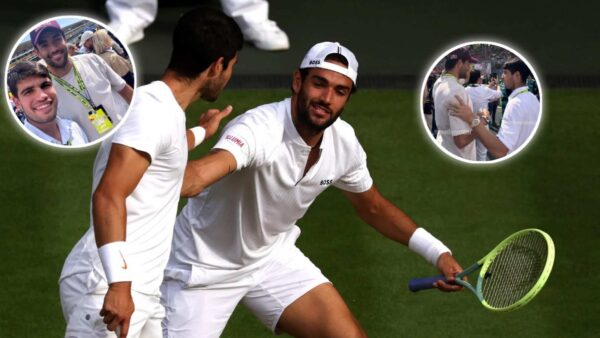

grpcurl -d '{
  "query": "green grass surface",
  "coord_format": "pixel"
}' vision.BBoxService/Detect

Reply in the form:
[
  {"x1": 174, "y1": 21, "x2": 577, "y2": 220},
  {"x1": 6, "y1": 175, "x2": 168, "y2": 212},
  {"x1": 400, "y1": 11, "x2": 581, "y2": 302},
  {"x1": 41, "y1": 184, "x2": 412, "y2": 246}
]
[{"x1": 0, "y1": 89, "x2": 598, "y2": 337}]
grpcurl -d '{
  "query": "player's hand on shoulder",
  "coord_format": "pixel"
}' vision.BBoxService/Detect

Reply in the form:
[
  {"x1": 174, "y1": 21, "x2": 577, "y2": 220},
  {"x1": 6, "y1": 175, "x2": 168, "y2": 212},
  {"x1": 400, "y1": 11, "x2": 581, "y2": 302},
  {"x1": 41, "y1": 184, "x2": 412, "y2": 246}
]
[
  {"x1": 100, "y1": 281, "x2": 134, "y2": 337},
  {"x1": 198, "y1": 105, "x2": 233, "y2": 139},
  {"x1": 434, "y1": 252, "x2": 464, "y2": 292},
  {"x1": 448, "y1": 95, "x2": 474, "y2": 123}
]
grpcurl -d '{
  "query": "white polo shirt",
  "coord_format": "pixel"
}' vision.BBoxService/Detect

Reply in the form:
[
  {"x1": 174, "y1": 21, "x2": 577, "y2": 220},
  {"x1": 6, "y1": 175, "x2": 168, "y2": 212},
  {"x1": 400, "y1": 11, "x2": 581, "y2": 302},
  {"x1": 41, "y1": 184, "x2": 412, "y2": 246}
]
[
  {"x1": 433, "y1": 74, "x2": 476, "y2": 160},
  {"x1": 465, "y1": 85, "x2": 502, "y2": 114},
  {"x1": 53, "y1": 54, "x2": 129, "y2": 142},
  {"x1": 60, "y1": 81, "x2": 188, "y2": 296},
  {"x1": 497, "y1": 86, "x2": 540, "y2": 153},
  {"x1": 24, "y1": 116, "x2": 88, "y2": 145},
  {"x1": 165, "y1": 97, "x2": 373, "y2": 286}
]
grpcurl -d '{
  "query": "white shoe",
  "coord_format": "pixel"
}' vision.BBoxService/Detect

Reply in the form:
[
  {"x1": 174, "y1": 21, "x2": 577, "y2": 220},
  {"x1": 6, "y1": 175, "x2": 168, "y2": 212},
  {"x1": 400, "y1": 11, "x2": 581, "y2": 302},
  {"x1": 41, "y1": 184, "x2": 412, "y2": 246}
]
[
  {"x1": 109, "y1": 22, "x2": 144, "y2": 45},
  {"x1": 242, "y1": 20, "x2": 289, "y2": 51}
]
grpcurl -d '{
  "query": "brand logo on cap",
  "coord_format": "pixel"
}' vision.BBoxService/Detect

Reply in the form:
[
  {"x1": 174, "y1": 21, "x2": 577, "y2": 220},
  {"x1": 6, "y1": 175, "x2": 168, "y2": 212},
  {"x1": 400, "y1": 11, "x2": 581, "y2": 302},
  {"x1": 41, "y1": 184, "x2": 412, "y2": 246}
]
[{"x1": 309, "y1": 60, "x2": 320, "y2": 65}]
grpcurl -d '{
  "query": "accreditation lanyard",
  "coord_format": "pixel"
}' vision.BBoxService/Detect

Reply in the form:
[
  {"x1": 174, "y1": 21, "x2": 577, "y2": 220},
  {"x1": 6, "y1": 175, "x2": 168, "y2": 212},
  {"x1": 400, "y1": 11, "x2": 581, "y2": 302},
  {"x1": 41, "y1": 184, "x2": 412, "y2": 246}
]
[
  {"x1": 443, "y1": 73, "x2": 466, "y2": 88},
  {"x1": 51, "y1": 63, "x2": 96, "y2": 112},
  {"x1": 443, "y1": 73, "x2": 459, "y2": 83},
  {"x1": 510, "y1": 88, "x2": 529, "y2": 100}
]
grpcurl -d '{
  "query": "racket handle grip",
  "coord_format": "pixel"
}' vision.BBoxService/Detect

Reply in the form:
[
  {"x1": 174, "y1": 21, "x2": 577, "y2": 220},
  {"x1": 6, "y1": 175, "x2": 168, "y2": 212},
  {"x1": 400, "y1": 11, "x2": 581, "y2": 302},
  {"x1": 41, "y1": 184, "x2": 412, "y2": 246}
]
[{"x1": 408, "y1": 275, "x2": 446, "y2": 292}]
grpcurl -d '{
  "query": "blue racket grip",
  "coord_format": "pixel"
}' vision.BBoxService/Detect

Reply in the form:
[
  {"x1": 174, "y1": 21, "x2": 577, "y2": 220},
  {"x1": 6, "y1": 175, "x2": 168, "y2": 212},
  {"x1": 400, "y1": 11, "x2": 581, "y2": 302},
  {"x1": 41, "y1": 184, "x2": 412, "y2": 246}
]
[{"x1": 408, "y1": 275, "x2": 446, "y2": 292}]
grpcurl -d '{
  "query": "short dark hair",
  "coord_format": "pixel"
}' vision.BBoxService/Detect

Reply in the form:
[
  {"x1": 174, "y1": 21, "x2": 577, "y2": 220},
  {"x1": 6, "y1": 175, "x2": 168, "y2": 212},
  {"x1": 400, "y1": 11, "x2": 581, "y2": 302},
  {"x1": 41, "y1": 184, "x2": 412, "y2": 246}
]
[
  {"x1": 167, "y1": 7, "x2": 243, "y2": 80},
  {"x1": 444, "y1": 56, "x2": 471, "y2": 71},
  {"x1": 299, "y1": 53, "x2": 357, "y2": 93},
  {"x1": 503, "y1": 58, "x2": 531, "y2": 83},
  {"x1": 444, "y1": 58, "x2": 458, "y2": 71},
  {"x1": 444, "y1": 48, "x2": 475, "y2": 71},
  {"x1": 468, "y1": 69, "x2": 481, "y2": 85},
  {"x1": 7, "y1": 61, "x2": 51, "y2": 97}
]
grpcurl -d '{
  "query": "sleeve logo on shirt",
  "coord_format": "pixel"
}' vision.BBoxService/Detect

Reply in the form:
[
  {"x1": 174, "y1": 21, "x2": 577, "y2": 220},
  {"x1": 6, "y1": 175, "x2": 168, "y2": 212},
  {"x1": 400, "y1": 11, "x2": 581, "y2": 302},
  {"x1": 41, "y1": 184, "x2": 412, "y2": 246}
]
[{"x1": 225, "y1": 135, "x2": 245, "y2": 147}]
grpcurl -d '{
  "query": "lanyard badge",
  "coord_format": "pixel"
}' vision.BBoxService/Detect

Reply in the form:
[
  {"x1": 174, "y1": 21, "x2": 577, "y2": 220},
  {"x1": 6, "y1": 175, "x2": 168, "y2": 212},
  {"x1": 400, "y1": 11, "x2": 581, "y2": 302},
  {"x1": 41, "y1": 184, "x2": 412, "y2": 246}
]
[{"x1": 88, "y1": 104, "x2": 113, "y2": 135}]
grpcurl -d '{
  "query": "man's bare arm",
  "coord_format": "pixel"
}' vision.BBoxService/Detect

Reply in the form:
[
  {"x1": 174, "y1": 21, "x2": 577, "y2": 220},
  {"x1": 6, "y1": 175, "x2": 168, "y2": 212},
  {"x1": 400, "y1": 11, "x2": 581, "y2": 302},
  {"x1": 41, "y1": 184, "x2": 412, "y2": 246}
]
[
  {"x1": 181, "y1": 149, "x2": 237, "y2": 197},
  {"x1": 341, "y1": 186, "x2": 417, "y2": 244},
  {"x1": 92, "y1": 143, "x2": 150, "y2": 337},
  {"x1": 453, "y1": 133, "x2": 476, "y2": 149},
  {"x1": 448, "y1": 95, "x2": 509, "y2": 158},
  {"x1": 118, "y1": 84, "x2": 134, "y2": 104},
  {"x1": 93, "y1": 144, "x2": 149, "y2": 246},
  {"x1": 342, "y1": 186, "x2": 463, "y2": 291}
]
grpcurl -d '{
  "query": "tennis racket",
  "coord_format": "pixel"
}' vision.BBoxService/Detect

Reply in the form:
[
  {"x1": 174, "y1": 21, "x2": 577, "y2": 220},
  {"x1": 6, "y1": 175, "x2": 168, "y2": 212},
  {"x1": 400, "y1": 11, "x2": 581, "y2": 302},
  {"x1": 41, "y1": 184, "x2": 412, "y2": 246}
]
[{"x1": 408, "y1": 228, "x2": 555, "y2": 311}]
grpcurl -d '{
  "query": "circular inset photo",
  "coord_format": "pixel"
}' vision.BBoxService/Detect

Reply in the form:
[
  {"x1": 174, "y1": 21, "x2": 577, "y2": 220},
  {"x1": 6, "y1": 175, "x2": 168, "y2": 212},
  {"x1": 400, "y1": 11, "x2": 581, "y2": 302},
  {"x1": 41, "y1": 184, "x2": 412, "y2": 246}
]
[
  {"x1": 5, "y1": 15, "x2": 137, "y2": 148},
  {"x1": 421, "y1": 41, "x2": 542, "y2": 163}
]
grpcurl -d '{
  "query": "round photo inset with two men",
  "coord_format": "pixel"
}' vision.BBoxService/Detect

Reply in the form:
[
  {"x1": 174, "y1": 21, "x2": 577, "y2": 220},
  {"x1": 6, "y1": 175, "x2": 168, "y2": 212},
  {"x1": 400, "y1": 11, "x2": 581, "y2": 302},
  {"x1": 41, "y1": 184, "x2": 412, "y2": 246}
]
[
  {"x1": 421, "y1": 41, "x2": 542, "y2": 164},
  {"x1": 5, "y1": 15, "x2": 137, "y2": 148}
]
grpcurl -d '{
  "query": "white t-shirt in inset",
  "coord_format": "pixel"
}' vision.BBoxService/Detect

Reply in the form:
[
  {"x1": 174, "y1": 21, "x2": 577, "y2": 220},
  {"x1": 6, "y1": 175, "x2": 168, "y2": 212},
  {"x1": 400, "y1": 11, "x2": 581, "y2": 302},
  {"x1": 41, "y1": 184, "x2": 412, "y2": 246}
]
[
  {"x1": 497, "y1": 86, "x2": 540, "y2": 153},
  {"x1": 433, "y1": 74, "x2": 476, "y2": 160},
  {"x1": 465, "y1": 85, "x2": 502, "y2": 114},
  {"x1": 165, "y1": 98, "x2": 373, "y2": 286},
  {"x1": 53, "y1": 54, "x2": 129, "y2": 141},
  {"x1": 60, "y1": 81, "x2": 187, "y2": 295}
]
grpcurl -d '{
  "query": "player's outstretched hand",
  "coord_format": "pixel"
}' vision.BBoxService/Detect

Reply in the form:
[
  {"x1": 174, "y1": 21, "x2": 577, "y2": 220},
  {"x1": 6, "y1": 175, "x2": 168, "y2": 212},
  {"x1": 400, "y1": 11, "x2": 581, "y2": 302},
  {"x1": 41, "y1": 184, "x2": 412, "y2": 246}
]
[
  {"x1": 197, "y1": 105, "x2": 234, "y2": 140},
  {"x1": 448, "y1": 95, "x2": 475, "y2": 123},
  {"x1": 434, "y1": 252, "x2": 464, "y2": 292},
  {"x1": 100, "y1": 281, "x2": 134, "y2": 338}
]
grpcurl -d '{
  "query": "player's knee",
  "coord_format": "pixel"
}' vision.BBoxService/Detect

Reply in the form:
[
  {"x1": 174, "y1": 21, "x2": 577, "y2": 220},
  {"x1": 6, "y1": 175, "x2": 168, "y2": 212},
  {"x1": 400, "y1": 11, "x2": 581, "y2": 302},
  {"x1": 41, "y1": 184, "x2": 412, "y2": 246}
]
[
  {"x1": 344, "y1": 326, "x2": 368, "y2": 338},
  {"x1": 327, "y1": 321, "x2": 367, "y2": 338}
]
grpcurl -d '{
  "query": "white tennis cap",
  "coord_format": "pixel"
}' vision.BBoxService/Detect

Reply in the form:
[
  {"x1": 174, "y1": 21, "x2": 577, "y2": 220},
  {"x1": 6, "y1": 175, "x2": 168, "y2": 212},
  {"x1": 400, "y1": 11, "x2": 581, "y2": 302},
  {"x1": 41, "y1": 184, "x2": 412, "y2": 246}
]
[
  {"x1": 80, "y1": 30, "x2": 94, "y2": 44},
  {"x1": 299, "y1": 41, "x2": 358, "y2": 85}
]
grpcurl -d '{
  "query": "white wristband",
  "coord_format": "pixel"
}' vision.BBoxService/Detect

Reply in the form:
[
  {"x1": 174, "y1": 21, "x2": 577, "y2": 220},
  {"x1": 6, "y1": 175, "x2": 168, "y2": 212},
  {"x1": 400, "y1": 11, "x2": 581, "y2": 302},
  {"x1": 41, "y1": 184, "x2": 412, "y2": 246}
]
[
  {"x1": 408, "y1": 228, "x2": 451, "y2": 266},
  {"x1": 98, "y1": 241, "x2": 132, "y2": 284},
  {"x1": 190, "y1": 126, "x2": 206, "y2": 148}
]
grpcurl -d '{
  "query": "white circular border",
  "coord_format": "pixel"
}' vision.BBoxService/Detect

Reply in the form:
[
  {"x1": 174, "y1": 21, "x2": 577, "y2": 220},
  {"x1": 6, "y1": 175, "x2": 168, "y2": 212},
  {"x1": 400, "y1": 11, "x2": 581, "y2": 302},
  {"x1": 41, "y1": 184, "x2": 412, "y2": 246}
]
[
  {"x1": 4, "y1": 14, "x2": 138, "y2": 150},
  {"x1": 418, "y1": 40, "x2": 544, "y2": 165}
]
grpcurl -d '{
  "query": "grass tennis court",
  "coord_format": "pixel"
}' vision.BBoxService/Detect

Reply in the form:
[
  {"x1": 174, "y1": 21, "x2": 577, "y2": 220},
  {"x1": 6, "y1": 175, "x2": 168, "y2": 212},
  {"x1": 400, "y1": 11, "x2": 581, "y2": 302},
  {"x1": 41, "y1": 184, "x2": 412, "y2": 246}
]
[{"x1": 0, "y1": 89, "x2": 598, "y2": 337}]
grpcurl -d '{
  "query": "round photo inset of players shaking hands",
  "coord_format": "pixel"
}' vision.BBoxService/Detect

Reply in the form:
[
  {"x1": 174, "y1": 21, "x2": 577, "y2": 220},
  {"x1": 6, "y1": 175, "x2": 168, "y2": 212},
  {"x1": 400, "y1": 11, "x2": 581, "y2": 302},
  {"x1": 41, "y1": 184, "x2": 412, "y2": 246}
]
[
  {"x1": 4, "y1": 4, "x2": 550, "y2": 338},
  {"x1": 421, "y1": 42, "x2": 542, "y2": 164}
]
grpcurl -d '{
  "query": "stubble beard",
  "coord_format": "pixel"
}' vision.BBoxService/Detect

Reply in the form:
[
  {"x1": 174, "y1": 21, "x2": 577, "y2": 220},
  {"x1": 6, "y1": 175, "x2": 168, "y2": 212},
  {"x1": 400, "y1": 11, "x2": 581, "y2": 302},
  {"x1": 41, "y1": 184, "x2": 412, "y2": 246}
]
[
  {"x1": 296, "y1": 91, "x2": 342, "y2": 132},
  {"x1": 45, "y1": 47, "x2": 69, "y2": 70}
]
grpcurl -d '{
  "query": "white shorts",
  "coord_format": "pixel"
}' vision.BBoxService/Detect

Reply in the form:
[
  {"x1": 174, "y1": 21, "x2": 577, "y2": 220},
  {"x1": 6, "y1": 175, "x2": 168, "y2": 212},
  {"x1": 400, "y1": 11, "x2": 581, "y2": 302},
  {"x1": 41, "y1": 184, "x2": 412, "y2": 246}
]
[
  {"x1": 60, "y1": 272, "x2": 164, "y2": 338},
  {"x1": 160, "y1": 245, "x2": 330, "y2": 338}
]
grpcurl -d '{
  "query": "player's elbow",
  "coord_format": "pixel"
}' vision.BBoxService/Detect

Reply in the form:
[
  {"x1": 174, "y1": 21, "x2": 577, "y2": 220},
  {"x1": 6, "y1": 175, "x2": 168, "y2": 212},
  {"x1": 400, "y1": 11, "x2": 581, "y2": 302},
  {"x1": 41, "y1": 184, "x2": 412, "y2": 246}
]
[
  {"x1": 92, "y1": 186, "x2": 120, "y2": 214},
  {"x1": 92, "y1": 187, "x2": 107, "y2": 209},
  {"x1": 355, "y1": 198, "x2": 384, "y2": 223},
  {"x1": 180, "y1": 184, "x2": 203, "y2": 198},
  {"x1": 486, "y1": 139, "x2": 510, "y2": 159},
  {"x1": 491, "y1": 147, "x2": 509, "y2": 159},
  {"x1": 453, "y1": 135, "x2": 471, "y2": 149},
  {"x1": 180, "y1": 168, "x2": 208, "y2": 198}
]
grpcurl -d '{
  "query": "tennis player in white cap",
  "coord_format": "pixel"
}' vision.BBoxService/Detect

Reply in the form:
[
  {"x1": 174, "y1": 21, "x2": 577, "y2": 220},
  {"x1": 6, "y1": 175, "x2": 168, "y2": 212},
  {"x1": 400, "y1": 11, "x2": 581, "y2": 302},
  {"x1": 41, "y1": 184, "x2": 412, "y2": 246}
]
[{"x1": 161, "y1": 41, "x2": 463, "y2": 337}]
